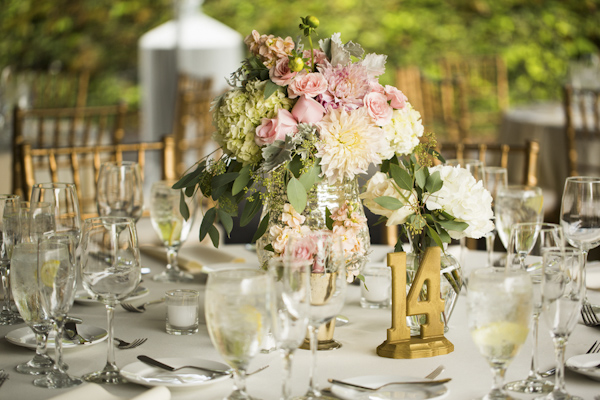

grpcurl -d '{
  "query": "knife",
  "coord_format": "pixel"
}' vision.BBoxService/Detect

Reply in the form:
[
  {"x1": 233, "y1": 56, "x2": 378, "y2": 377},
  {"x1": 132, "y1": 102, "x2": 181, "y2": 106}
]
[{"x1": 328, "y1": 377, "x2": 451, "y2": 391}]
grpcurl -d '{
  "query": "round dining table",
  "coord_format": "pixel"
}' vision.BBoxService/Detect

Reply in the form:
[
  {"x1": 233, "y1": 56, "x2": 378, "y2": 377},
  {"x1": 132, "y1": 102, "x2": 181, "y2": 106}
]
[{"x1": 1, "y1": 227, "x2": 599, "y2": 400}]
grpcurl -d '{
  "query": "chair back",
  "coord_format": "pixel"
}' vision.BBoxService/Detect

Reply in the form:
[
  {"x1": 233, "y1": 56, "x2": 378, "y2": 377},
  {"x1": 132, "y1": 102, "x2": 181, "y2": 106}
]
[
  {"x1": 19, "y1": 136, "x2": 176, "y2": 219},
  {"x1": 172, "y1": 74, "x2": 215, "y2": 176},
  {"x1": 563, "y1": 84, "x2": 600, "y2": 176},
  {"x1": 11, "y1": 103, "x2": 129, "y2": 197}
]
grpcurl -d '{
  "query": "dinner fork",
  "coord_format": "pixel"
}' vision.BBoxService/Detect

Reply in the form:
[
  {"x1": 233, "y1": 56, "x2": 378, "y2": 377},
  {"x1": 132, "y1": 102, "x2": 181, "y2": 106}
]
[
  {"x1": 581, "y1": 303, "x2": 600, "y2": 326},
  {"x1": 114, "y1": 337, "x2": 147, "y2": 349},
  {"x1": 328, "y1": 378, "x2": 451, "y2": 391},
  {"x1": 0, "y1": 370, "x2": 8, "y2": 387},
  {"x1": 120, "y1": 298, "x2": 165, "y2": 313},
  {"x1": 424, "y1": 365, "x2": 445, "y2": 380}
]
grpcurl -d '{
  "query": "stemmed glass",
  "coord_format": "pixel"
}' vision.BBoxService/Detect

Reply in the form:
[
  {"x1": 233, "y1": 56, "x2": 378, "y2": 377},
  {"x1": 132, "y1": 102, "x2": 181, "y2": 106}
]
[
  {"x1": 292, "y1": 231, "x2": 346, "y2": 400},
  {"x1": 0, "y1": 194, "x2": 21, "y2": 325},
  {"x1": 495, "y1": 185, "x2": 544, "y2": 253},
  {"x1": 149, "y1": 181, "x2": 197, "y2": 282},
  {"x1": 504, "y1": 223, "x2": 563, "y2": 394},
  {"x1": 97, "y1": 161, "x2": 144, "y2": 222},
  {"x1": 205, "y1": 268, "x2": 271, "y2": 400},
  {"x1": 483, "y1": 167, "x2": 507, "y2": 267},
  {"x1": 33, "y1": 235, "x2": 83, "y2": 388},
  {"x1": 559, "y1": 176, "x2": 600, "y2": 309},
  {"x1": 80, "y1": 217, "x2": 141, "y2": 384},
  {"x1": 467, "y1": 268, "x2": 533, "y2": 400},
  {"x1": 268, "y1": 252, "x2": 311, "y2": 400},
  {"x1": 540, "y1": 248, "x2": 585, "y2": 400}
]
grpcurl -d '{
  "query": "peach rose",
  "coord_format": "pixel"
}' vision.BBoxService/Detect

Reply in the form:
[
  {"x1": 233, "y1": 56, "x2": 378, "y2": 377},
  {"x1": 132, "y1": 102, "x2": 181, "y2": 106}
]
[
  {"x1": 364, "y1": 92, "x2": 393, "y2": 126},
  {"x1": 291, "y1": 95, "x2": 326, "y2": 123},
  {"x1": 288, "y1": 72, "x2": 328, "y2": 99},
  {"x1": 384, "y1": 85, "x2": 408, "y2": 109},
  {"x1": 269, "y1": 57, "x2": 297, "y2": 86}
]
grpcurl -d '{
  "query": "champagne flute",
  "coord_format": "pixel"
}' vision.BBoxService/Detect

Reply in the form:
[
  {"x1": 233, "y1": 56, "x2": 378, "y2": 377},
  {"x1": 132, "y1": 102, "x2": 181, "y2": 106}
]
[
  {"x1": 268, "y1": 253, "x2": 311, "y2": 400},
  {"x1": 540, "y1": 248, "x2": 585, "y2": 400},
  {"x1": 149, "y1": 181, "x2": 197, "y2": 282},
  {"x1": 293, "y1": 231, "x2": 346, "y2": 400},
  {"x1": 495, "y1": 185, "x2": 544, "y2": 253},
  {"x1": 205, "y1": 268, "x2": 271, "y2": 400},
  {"x1": 0, "y1": 194, "x2": 21, "y2": 325},
  {"x1": 33, "y1": 235, "x2": 83, "y2": 388},
  {"x1": 483, "y1": 167, "x2": 507, "y2": 267},
  {"x1": 467, "y1": 268, "x2": 533, "y2": 400},
  {"x1": 80, "y1": 217, "x2": 141, "y2": 384},
  {"x1": 504, "y1": 223, "x2": 563, "y2": 394},
  {"x1": 97, "y1": 161, "x2": 144, "y2": 222},
  {"x1": 560, "y1": 176, "x2": 600, "y2": 309}
]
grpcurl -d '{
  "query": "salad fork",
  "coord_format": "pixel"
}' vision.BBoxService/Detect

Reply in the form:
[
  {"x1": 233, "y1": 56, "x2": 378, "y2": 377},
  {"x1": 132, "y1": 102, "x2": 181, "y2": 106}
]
[
  {"x1": 581, "y1": 303, "x2": 600, "y2": 326},
  {"x1": 120, "y1": 298, "x2": 165, "y2": 313},
  {"x1": 114, "y1": 337, "x2": 147, "y2": 349}
]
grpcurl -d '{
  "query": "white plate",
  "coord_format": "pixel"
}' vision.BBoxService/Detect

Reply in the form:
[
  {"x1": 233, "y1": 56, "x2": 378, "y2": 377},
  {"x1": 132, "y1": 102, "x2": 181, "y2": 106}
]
[
  {"x1": 5, "y1": 325, "x2": 108, "y2": 349},
  {"x1": 331, "y1": 375, "x2": 449, "y2": 400},
  {"x1": 566, "y1": 353, "x2": 600, "y2": 381},
  {"x1": 120, "y1": 357, "x2": 231, "y2": 388},
  {"x1": 74, "y1": 286, "x2": 149, "y2": 304}
]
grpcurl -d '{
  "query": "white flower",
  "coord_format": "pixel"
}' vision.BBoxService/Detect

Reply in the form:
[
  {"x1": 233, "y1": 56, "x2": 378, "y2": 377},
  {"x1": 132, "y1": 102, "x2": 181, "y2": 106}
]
[
  {"x1": 316, "y1": 108, "x2": 386, "y2": 184},
  {"x1": 425, "y1": 165, "x2": 494, "y2": 239},
  {"x1": 380, "y1": 103, "x2": 424, "y2": 160},
  {"x1": 360, "y1": 172, "x2": 417, "y2": 225},
  {"x1": 281, "y1": 203, "x2": 305, "y2": 228}
]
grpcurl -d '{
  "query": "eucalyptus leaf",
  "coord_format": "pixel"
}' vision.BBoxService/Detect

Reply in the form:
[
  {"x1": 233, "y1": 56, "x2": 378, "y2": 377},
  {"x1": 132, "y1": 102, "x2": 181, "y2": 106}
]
[
  {"x1": 240, "y1": 193, "x2": 262, "y2": 227},
  {"x1": 389, "y1": 163, "x2": 413, "y2": 191},
  {"x1": 264, "y1": 80, "x2": 281, "y2": 99},
  {"x1": 425, "y1": 171, "x2": 443, "y2": 193},
  {"x1": 437, "y1": 219, "x2": 468, "y2": 232},
  {"x1": 287, "y1": 177, "x2": 307, "y2": 213},
  {"x1": 415, "y1": 166, "x2": 428, "y2": 190},
  {"x1": 288, "y1": 155, "x2": 302, "y2": 178},
  {"x1": 212, "y1": 172, "x2": 238, "y2": 188},
  {"x1": 325, "y1": 207, "x2": 333, "y2": 230},
  {"x1": 373, "y1": 196, "x2": 403, "y2": 210},
  {"x1": 200, "y1": 207, "x2": 217, "y2": 241},
  {"x1": 217, "y1": 208, "x2": 234, "y2": 236},
  {"x1": 427, "y1": 225, "x2": 444, "y2": 248},
  {"x1": 232, "y1": 166, "x2": 251, "y2": 195},
  {"x1": 298, "y1": 164, "x2": 319, "y2": 191},
  {"x1": 208, "y1": 225, "x2": 220, "y2": 248},
  {"x1": 252, "y1": 212, "x2": 270, "y2": 243},
  {"x1": 179, "y1": 193, "x2": 190, "y2": 220}
]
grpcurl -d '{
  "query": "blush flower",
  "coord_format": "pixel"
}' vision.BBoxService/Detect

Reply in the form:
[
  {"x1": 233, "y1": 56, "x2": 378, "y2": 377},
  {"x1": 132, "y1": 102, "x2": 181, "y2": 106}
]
[
  {"x1": 291, "y1": 95, "x2": 326, "y2": 123},
  {"x1": 269, "y1": 57, "x2": 297, "y2": 86},
  {"x1": 288, "y1": 72, "x2": 328, "y2": 99},
  {"x1": 384, "y1": 85, "x2": 408, "y2": 109},
  {"x1": 281, "y1": 203, "x2": 305, "y2": 228},
  {"x1": 364, "y1": 92, "x2": 393, "y2": 126},
  {"x1": 318, "y1": 63, "x2": 370, "y2": 110}
]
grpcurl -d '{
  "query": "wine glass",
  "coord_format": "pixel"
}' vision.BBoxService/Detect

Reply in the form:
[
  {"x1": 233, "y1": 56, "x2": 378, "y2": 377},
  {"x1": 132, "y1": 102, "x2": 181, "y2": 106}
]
[
  {"x1": 560, "y1": 176, "x2": 600, "y2": 309},
  {"x1": 0, "y1": 194, "x2": 21, "y2": 325},
  {"x1": 149, "y1": 181, "x2": 197, "y2": 282},
  {"x1": 467, "y1": 268, "x2": 533, "y2": 400},
  {"x1": 80, "y1": 216, "x2": 141, "y2": 384},
  {"x1": 205, "y1": 268, "x2": 271, "y2": 400},
  {"x1": 33, "y1": 235, "x2": 83, "y2": 388},
  {"x1": 292, "y1": 231, "x2": 346, "y2": 400},
  {"x1": 504, "y1": 223, "x2": 563, "y2": 394},
  {"x1": 483, "y1": 167, "x2": 507, "y2": 267},
  {"x1": 444, "y1": 159, "x2": 484, "y2": 263},
  {"x1": 540, "y1": 247, "x2": 585, "y2": 400},
  {"x1": 97, "y1": 161, "x2": 144, "y2": 222},
  {"x1": 495, "y1": 185, "x2": 544, "y2": 253},
  {"x1": 11, "y1": 242, "x2": 55, "y2": 374},
  {"x1": 268, "y1": 253, "x2": 311, "y2": 400}
]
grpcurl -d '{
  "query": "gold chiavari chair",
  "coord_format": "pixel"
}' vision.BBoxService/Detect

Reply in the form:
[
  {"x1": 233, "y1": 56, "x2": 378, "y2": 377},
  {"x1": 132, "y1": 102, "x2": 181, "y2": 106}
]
[
  {"x1": 563, "y1": 84, "x2": 600, "y2": 177},
  {"x1": 19, "y1": 136, "x2": 176, "y2": 219},
  {"x1": 172, "y1": 74, "x2": 215, "y2": 176},
  {"x1": 11, "y1": 103, "x2": 129, "y2": 198}
]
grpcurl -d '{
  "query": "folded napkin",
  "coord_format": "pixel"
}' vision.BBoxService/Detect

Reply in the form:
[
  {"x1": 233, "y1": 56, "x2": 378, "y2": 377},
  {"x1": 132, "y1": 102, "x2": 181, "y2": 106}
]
[
  {"x1": 586, "y1": 262, "x2": 600, "y2": 290},
  {"x1": 49, "y1": 383, "x2": 170, "y2": 400},
  {"x1": 140, "y1": 245, "x2": 245, "y2": 274}
]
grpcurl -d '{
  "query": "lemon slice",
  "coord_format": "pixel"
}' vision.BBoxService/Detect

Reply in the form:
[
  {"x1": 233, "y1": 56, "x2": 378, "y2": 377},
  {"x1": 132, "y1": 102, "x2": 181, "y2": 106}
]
[
  {"x1": 240, "y1": 304, "x2": 262, "y2": 332},
  {"x1": 472, "y1": 321, "x2": 529, "y2": 347},
  {"x1": 169, "y1": 220, "x2": 182, "y2": 246},
  {"x1": 40, "y1": 260, "x2": 61, "y2": 287},
  {"x1": 525, "y1": 194, "x2": 543, "y2": 214}
]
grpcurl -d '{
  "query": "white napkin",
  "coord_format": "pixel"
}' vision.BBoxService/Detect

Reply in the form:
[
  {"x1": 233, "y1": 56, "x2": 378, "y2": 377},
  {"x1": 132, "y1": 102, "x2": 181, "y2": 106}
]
[
  {"x1": 586, "y1": 261, "x2": 600, "y2": 290},
  {"x1": 48, "y1": 383, "x2": 171, "y2": 400},
  {"x1": 140, "y1": 244, "x2": 245, "y2": 274}
]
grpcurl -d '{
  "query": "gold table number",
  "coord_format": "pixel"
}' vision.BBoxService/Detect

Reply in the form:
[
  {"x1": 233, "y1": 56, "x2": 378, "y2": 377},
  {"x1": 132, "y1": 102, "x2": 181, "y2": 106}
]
[{"x1": 376, "y1": 247, "x2": 454, "y2": 359}]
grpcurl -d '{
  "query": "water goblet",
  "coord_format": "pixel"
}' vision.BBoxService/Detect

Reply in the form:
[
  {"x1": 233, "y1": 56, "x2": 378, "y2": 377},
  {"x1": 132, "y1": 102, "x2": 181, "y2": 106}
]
[
  {"x1": 292, "y1": 231, "x2": 346, "y2": 400},
  {"x1": 0, "y1": 194, "x2": 21, "y2": 325},
  {"x1": 268, "y1": 254, "x2": 311, "y2": 400},
  {"x1": 495, "y1": 185, "x2": 544, "y2": 253},
  {"x1": 467, "y1": 268, "x2": 533, "y2": 400},
  {"x1": 149, "y1": 181, "x2": 197, "y2": 282},
  {"x1": 205, "y1": 268, "x2": 271, "y2": 400},
  {"x1": 540, "y1": 248, "x2": 585, "y2": 400},
  {"x1": 559, "y1": 176, "x2": 600, "y2": 309},
  {"x1": 33, "y1": 235, "x2": 83, "y2": 388},
  {"x1": 483, "y1": 167, "x2": 508, "y2": 266},
  {"x1": 504, "y1": 223, "x2": 563, "y2": 394},
  {"x1": 11, "y1": 242, "x2": 55, "y2": 374},
  {"x1": 80, "y1": 216, "x2": 141, "y2": 384},
  {"x1": 97, "y1": 161, "x2": 144, "y2": 222}
]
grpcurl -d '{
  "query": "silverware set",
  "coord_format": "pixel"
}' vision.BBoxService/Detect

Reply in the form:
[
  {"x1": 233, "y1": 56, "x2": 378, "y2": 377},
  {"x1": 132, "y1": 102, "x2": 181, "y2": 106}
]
[{"x1": 581, "y1": 303, "x2": 600, "y2": 326}]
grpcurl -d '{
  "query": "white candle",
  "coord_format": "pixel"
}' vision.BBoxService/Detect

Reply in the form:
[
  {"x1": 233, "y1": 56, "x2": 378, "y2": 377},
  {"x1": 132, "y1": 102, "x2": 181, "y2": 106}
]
[
  {"x1": 168, "y1": 304, "x2": 197, "y2": 327},
  {"x1": 363, "y1": 275, "x2": 391, "y2": 302}
]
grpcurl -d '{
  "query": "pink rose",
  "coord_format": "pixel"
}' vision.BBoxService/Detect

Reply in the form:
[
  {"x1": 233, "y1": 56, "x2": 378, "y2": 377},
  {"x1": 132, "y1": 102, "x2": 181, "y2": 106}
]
[
  {"x1": 364, "y1": 92, "x2": 393, "y2": 126},
  {"x1": 291, "y1": 95, "x2": 326, "y2": 123},
  {"x1": 269, "y1": 57, "x2": 297, "y2": 86},
  {"x1": 288, "y1": 72, "x2": 328, "y2": 99},
  {"x1": 369, "y1": 81, "x2": 386, "y2": 94},
  {"x1": 255, "y1": 109, "x2": 298, "y2": 146},
  {"x1": 255, "y1": 117, "x2": 278, "y2": 146},
  {"x1": 384, "y1": 85, "x2": 408, "y2": 109}
]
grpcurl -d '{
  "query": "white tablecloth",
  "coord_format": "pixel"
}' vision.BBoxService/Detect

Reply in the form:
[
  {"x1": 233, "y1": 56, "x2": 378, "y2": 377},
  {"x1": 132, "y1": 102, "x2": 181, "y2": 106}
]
[{"x1": 1, "y1": 239, "x2": 599, "y2": 400}]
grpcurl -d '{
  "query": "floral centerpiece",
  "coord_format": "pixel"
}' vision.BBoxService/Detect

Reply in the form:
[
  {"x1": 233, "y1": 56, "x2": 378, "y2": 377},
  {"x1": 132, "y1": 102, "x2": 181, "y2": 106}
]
[{"x1": 174, "y1": 16, "x2": 493, "y2": 285}]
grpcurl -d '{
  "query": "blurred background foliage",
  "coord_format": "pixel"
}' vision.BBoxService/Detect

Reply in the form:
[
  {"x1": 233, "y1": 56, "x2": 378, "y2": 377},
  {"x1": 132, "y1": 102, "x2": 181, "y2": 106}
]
[{"x1": 1, "y1": 0, "x2": 598, "y2": 107}]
